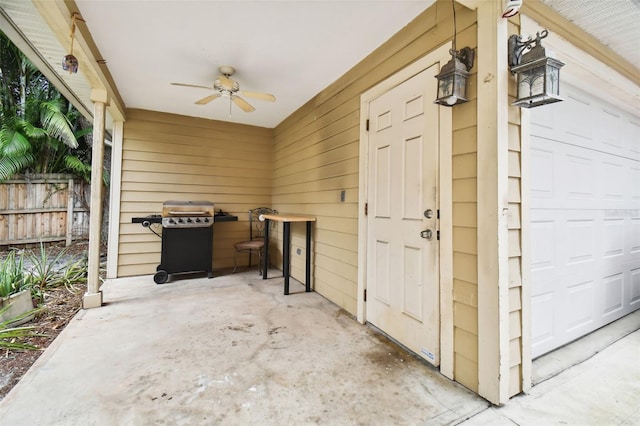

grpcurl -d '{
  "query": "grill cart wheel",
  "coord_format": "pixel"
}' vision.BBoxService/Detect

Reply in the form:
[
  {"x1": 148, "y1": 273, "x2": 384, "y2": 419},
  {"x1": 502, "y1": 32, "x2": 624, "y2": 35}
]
[{"x1": 154, "y1": 270, "x2": 169, "y2": 284}]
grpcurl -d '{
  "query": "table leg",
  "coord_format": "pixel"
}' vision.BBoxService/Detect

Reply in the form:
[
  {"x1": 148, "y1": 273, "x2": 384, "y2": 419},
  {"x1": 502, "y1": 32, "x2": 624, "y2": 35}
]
[
  {"x1": 263, "y1": 219, "x2": 270, "y2": 279},
  {"x1": 306, "y1": 221, "x2": 311, "y2": 292},
  {"x1": 283, "y1": 221, "x2": 291, "y2": 295}
]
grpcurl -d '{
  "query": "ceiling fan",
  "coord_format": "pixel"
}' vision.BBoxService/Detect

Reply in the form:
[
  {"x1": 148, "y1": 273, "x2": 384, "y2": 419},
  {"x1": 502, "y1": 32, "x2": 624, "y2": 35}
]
[{"x1": 171, "y1": 65, "x2": 276, "y2": 113}]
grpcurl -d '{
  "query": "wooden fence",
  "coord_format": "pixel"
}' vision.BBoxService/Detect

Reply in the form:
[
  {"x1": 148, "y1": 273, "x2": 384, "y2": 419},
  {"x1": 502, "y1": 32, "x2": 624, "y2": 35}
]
[{"x1": 0, "y1": 174, "x2": 90, "y2": 246}]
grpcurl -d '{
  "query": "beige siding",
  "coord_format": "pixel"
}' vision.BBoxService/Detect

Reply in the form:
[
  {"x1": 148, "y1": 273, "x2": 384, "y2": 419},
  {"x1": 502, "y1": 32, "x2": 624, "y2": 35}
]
[
  {"x1": 450, "y1": 6, "x2": 479, "y2": 394},
  {"x1": 507, "y1": 18, "x2": 526, "y2": 397},
  {"x1": 118, "y1": 109, "x2": 274, "y2": 276},
  {"x1": 272, "y1": 1, "x2": 474, "y2": 318},
  {"x1": 272, "y1": 0, "x2": 482, "y2": 393}
]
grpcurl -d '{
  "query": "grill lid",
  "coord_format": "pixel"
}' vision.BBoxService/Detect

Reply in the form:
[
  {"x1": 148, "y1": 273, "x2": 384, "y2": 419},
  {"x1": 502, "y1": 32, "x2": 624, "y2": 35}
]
[{"x1": 162, "y1": 200, "x2": 214, "y2": 217}]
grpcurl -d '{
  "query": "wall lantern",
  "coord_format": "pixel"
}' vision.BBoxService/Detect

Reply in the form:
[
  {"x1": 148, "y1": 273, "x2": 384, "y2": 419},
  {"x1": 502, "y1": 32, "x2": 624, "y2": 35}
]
[
  {"x1": 434, "y1": 0, "x2": 475, "y2": 107},
  {"x1": 62, "y1": 12, "x2": 81, "y2": 74},
  {"x1": 434, "y1": 47, "x2": 475, "y2": 107},
  {"x1": 508, "y1": 30, "x2": 564, "y2": 108}
]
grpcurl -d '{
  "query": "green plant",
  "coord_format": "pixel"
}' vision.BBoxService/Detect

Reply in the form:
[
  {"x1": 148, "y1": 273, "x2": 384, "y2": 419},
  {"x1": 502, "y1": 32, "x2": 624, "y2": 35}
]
[
  {"x1": 57, "y1": 258, "x2": 88, "y2": 294},
  {"x1": 26, "y1": 243, "x2": 88, "y2": 302},
  {"x1": 0, "y1": 250, "x2": 27, "y2": 298},
  {"x1": 0, "y1": 303, "x2": 45, "y2": 350},
  {"x1": 0, "y1": 30, "x2": 94, "y2": 183}
]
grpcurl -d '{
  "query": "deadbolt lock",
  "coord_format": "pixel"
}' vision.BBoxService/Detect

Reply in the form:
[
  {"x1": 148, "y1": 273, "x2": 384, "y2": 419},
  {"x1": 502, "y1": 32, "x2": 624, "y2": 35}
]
[{"x1": 424, "y1": 209, "x2": 434, "y2": 219}]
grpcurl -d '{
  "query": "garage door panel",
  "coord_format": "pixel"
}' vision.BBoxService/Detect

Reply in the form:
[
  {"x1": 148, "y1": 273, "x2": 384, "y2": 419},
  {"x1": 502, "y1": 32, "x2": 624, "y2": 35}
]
[
  {"x1": 530, "y1": 145, "x2": 554, "y2": 201},
  {"x1": 631, "y1": 218, "x2": 640, "y2": 254},
  {"x1": 566, "y1": 218, "x2": 596, "y2": 264},
  {"x1": 531, "y1": 141, "x2": 638, "y2": 211},
  {"x1": 532, "y1": 88, "x2": 640, "y2": 161},
  {"x1": 599, "y1": 107, "x2": 624, "y2": 150},
  {"x1": 565, "y1": 279, "x2": 595, "y2": 331},
  {"x1": 602, "y1": 161, "x2": 625, "y2": 200},
  {"x1": 631, "y1": 268, "x2": 640, "y2": 307},
  {"x1": 603, "y1": 218, "x2": 625, "y2": 259},
  {"x1": 564, "y1": 91, "x2": 594, "y2": 142},
  {"x1": 530, "y1": 217, "x2": 557, "y2": 275},
  {"x1": 630, "y1": 122, "x2": 640, "y2": 154},
  {"x1": 601, "y1": 273, "x2": 624, "y2": 317},
  {"x1": 565, "y1": 154, "x2": 596, "y2": 200},
  {"x1": 531, "y1": 83, "x2": 640, "y2": 357},
  {"x1": 531, "y1": 291, "x2": 555, "y2": 349},
  {"x1": 631, "y1": 167, "x2": 640, "y2": 201}
]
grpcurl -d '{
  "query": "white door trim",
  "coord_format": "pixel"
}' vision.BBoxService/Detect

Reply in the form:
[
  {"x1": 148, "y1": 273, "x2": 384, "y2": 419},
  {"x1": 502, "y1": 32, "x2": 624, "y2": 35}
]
[{"x1": 357, "y1": 43, "x2": 454, "y2": 378}]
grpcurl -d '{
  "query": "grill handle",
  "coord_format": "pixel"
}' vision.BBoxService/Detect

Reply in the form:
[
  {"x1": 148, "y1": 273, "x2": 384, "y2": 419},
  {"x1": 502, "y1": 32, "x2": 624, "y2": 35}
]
[{"x1": 167, "y1": 211, "x2": 210, "y2": 216}]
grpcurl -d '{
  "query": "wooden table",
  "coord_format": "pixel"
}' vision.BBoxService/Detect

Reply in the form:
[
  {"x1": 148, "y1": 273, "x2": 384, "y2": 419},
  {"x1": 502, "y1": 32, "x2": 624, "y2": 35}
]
[{"x1": 261, "y1": 213, "x2": 316, "y2": 295}]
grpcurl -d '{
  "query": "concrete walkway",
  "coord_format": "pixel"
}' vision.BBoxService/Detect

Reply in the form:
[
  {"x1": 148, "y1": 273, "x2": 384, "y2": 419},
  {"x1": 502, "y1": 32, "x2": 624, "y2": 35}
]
[{"x1": 1, "y1": 271, "x2": 638, "y2": 425}]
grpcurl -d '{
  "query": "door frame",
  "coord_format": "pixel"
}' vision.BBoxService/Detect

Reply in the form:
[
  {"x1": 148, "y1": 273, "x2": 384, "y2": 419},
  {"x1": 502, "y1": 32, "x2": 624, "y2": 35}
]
[{"x1": 357, "y1": 43, "x2": 454, "y2": 378}]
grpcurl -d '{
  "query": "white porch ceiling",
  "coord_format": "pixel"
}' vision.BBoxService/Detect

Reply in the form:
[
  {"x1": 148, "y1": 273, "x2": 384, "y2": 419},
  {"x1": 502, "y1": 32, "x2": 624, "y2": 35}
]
[
  {"x1": 74, "y1": 0, "x2": 435, "y2": 128},
  {"x1": 1, "y1": 0, "x2": 638, "y2": 129}
]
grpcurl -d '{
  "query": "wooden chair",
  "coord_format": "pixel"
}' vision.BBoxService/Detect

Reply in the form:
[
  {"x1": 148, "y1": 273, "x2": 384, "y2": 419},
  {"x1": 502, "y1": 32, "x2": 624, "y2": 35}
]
[{"x1": 233, "y1": 207, "x2": 275, "y2": 273}]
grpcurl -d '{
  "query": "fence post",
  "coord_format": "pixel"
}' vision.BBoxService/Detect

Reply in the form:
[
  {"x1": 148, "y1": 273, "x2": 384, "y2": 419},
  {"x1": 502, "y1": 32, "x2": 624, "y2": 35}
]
[{"x1": 66, "y1": 178, "x2": 74, "y2": 246}]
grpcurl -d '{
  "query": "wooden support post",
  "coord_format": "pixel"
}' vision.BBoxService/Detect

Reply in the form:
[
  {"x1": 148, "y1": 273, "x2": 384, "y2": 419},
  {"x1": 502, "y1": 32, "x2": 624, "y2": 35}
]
[
  {"x1": 476, "y1": 1, "x2": 511, "y2": 405},
  {"x1": 83, "y1": 88, "x2": 108, "y2": 309}
]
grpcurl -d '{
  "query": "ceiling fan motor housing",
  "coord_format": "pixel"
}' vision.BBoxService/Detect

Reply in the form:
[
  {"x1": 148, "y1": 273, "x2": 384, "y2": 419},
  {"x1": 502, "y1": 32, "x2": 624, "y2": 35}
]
[{"x1": 214, "y1": 77, "x2": 239, "y2": 93}]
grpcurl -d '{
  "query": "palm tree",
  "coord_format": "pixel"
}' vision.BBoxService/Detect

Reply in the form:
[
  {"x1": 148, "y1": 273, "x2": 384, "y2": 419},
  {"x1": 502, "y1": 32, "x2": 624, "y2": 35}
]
[{"x1": 0, "y1": 30, "x2": 92, "y2": 182}]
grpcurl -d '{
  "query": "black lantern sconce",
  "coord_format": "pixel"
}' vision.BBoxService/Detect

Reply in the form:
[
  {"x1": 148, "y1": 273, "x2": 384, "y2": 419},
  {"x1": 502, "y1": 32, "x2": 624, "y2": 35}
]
[
  {"x1": 62, "y1": 12, "x2": 82, "y2": 74},
  {"x1": 508, "y1": 30, "x2": 564, "y2": 108},
  {"x1": 434, "y1": 0, "x2": 475, "y2": 107},
  {"x1": 434, "y1": 47, "x2": 475, "y2": 107}
]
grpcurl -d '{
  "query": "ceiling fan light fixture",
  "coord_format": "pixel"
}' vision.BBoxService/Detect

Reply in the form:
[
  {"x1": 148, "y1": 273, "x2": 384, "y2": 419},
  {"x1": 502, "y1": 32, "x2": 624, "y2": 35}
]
[{"x1": 62, "y1": 12, "x2": 82, "y2": 74}]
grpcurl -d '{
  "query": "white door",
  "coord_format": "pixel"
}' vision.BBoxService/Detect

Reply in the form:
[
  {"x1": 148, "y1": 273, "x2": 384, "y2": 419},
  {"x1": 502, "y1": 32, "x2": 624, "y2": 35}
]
[
  {"x1": 366, "y1": 65, "x2": 440, "y2": 365},
  {"x1": 530, "y1": 83, "x2": 640, "y2": 357}
]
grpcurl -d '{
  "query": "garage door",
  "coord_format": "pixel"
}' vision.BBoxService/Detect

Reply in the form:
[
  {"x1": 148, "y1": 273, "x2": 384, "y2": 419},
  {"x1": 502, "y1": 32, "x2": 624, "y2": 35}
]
[{"x1": 530, "y1": 83, "x2": 640, "y2": 357}]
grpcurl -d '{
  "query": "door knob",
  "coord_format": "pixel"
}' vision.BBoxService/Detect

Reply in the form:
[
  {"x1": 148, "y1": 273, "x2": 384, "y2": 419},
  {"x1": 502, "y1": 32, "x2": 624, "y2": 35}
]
[{"x1": 420, "y1": 229, "x2": 433, "y2": 240}]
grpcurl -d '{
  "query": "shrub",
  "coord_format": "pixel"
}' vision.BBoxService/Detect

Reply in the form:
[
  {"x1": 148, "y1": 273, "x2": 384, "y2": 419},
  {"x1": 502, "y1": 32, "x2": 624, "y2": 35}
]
[
  {"x1": 0, "y1": 304, "x2": 45, "y2": 350},
  {"x1": 0, "y1": 243, "x2": 88, "y2": 303},
  {"x1": 26, "y1": 243, "x2": 88, "y2": 303},
  {"x1": 0, "y1": 250, "x2": 28, "y2": 298}
]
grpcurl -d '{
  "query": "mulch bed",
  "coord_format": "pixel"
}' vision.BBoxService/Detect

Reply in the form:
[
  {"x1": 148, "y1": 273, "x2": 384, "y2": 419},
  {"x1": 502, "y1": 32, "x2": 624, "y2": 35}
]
[
  {"x1": 0, "y1": 286, "x2": 83, "y2": 400},
  {"x1": 0, "y1": 241, "x2": 92, "y2": 401}
]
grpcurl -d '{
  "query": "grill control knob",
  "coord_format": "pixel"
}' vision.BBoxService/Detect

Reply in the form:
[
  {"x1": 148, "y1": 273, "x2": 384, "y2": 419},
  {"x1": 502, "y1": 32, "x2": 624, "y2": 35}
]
[
  {"x1": 204, "y1": 218, "x2": 210, "y2": 223},
  {"x1": 186, "y1": 218, "x2": 192, "y2": 223},
  {"x1": 195, "y1": 218, "x2": 201, "y2": 223},
  {"x1": 169, "y1": 218, "x2": 175, "y2": 224}
]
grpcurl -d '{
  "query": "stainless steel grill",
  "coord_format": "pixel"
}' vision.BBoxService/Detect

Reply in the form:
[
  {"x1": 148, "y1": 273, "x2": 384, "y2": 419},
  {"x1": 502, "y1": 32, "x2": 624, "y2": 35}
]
[{"x1": 153, "y1": 200, "x2": 215, "y2": 284}]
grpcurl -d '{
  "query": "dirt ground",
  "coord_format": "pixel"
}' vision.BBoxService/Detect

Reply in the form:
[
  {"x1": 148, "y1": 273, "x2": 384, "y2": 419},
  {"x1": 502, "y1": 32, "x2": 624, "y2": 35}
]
[{"x1": 0, "y1": 241, "x2": 91, "y2": 401}]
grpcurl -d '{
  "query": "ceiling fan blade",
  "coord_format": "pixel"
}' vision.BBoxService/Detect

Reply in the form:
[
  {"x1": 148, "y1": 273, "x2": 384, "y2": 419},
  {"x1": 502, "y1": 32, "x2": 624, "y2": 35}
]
[
  {"x1": 231, "y1": 95, "x2": 255, "y2": 112},
  {"x1": 171, "y1": 82, "x2": 213, "y2": 90},
  {"x1": 195, "y1": 93, "x2": 221, "y2": 105},
  {"x1": 240, "y1": 90, "x2": 276, "y2": 102}
]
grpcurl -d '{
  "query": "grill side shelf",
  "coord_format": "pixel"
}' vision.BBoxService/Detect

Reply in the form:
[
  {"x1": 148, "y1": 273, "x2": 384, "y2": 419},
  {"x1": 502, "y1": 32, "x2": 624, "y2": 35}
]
[
  {"x1": 213, "y1": 214, "x2": 238, "y2": 222},
  {"x1": 132, "y1": 216, "x2": 162, "y2": 224}
]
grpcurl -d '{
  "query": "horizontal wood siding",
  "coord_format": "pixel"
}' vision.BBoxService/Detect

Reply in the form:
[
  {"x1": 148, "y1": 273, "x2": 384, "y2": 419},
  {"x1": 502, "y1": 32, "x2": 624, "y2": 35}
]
[
  {"x1": 450, "y1": 4, "x2": 479, "y2": 393},
  {"x1": 272, "y1": 1, "x2": 476, "y2": 318},
  {"x1": 118, "y1": 109, "x2": 274, "y2": 276},
  {"x1": 507, "y1": 18, "x2": 525, "y2": 397}
]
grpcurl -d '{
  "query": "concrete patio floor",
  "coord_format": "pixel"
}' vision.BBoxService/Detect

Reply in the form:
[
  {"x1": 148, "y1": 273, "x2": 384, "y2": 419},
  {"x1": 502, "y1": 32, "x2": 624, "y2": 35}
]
[{"x1": 1, "y1": 270, "x2": 639, "y2": 425}]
